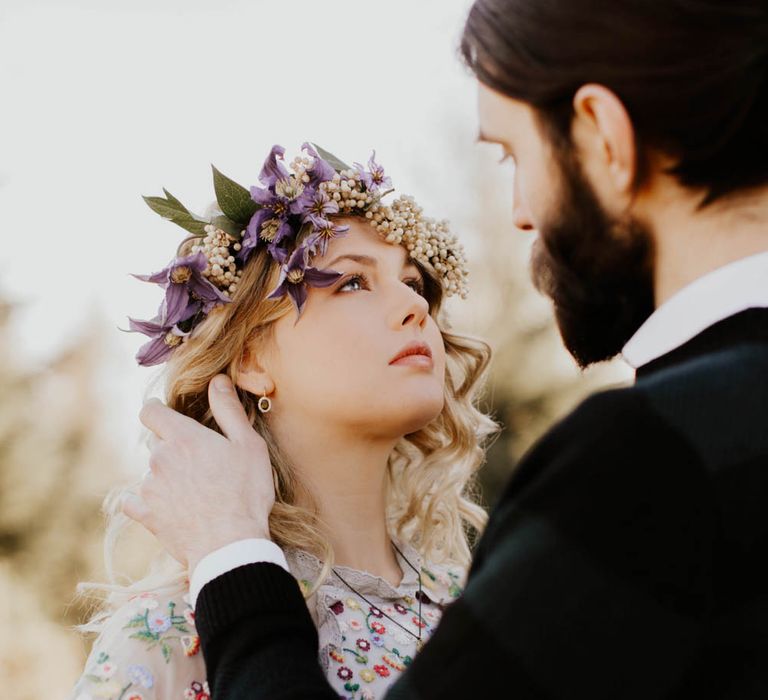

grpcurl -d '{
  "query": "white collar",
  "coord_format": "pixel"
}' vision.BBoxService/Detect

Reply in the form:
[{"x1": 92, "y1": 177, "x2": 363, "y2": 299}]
[{"x1": 621, "y1": 250, "x2": 768, "y2": 369}]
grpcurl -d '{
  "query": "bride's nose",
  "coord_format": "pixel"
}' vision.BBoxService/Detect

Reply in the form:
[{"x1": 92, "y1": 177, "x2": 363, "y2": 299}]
[{"x1": 393, "y1": 284, "x2": 429, "y2": 329}]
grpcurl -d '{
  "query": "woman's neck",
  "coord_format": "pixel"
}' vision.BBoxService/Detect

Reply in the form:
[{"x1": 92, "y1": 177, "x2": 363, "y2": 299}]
[{"x1": 271, "y1": 419, "x2": 404, "y2": 587}]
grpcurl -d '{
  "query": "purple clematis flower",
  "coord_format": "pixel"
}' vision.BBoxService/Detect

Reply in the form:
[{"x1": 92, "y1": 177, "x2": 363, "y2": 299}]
[
  {"x1": 251, "y1": 144, "x2": 315, "y2": 215},
  {"x1": 250, "y1": 178, "x2": 312, "y2": 214},
  {"x1": 354, "y1": 150, "x2": 392, "y2": 192},
  {"x1": 302, "y1": 190, "x2": 340, "y2": 230},
  {"x1": 240, "y1": 209, "x2": 277, "y2": 263},
  {"x1": 307, "y1": 218, "x2": 350, "y2": 257},
  {"x1": 267, "y1": 242, "x2": 291, "y2": 264},
  {"x1": 267, "y1": 244, "x2": 342, "y2": 317},
  {"x1": 131, "y1": 252, "x2": 230, "y2": 325},
  {"x1": 241, "y1": 207, "x2": 294, "y2": 262},
  {"x1": 257, "y1": 144, "x2": 290, "y2": 187},
  {"x1": 243, "y1": 145, "x2": 318, "y2": 263},
  {"x1": 241, "y1": 144, "x2": 348, "y2": 265},
  {"x1": 127, "y1": 315, "x2": 192, "y2": 367},
  {"x1": 301, "y1": 142, "x2": 337, "y2": 184}
]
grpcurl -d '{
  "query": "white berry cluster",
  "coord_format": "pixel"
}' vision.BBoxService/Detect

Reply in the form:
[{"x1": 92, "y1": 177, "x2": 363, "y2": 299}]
[
  {"x1": 366, "y1": 195, "x2": 468, "y2": 299},
  {"x1": 289, "y1": 154, "x2": 317, "y2": 185},
  {"x1": 318, "y1": 169, "x2": 377, "y2": 211},
  {"x1": 317, "y1": 171, "x2": 469, "y2": 299},
  {"x1": 193, "y1": 224, "x2": 244, "y2": 298}
]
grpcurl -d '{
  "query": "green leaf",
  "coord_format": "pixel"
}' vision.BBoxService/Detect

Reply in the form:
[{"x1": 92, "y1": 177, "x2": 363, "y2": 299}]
[
  {"x1": 161, "y1": 641, "x2": 171, "y2": 662},
  {"x1": 142, "y1": 194, "x2": 208, "y2": 236},
  {"x1": 162, "y1": 189, "x2": 190, "y2": 214},
  {"x1": 211, "y1": 214, "x2": 243, "y2": 239},
  {"x1": 311, "y1": 143, "x2": 351, "y2": 173},
  {"x1": 172, "y1": 215, "x2": 208, "y2": 236},
  {"x1": 143, "y1": 195, "x2": 188, "y2": 220},
  {"x1": 212, "y1": 165, "x2": 259, "y2": 225}
]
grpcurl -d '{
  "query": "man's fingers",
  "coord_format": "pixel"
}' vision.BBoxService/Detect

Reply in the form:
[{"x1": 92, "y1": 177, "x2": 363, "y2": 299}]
[
  {"x1": 208, "y1": 374, "x2": 263, "y2": 445},
  {"x1": 121, "y1": 493, "x2": 155, "y2": 533},
  {"x1": 139, "y1": 398, "x2": 196, "y2": 440}
]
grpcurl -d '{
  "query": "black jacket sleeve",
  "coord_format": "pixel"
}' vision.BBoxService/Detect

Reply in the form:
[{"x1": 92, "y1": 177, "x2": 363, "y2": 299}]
[{"x1": 195, "y1": 389, "x2": 715, "y2": 699}]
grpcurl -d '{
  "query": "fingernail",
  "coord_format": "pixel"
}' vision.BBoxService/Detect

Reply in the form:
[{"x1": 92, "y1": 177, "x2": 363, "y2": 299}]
[{"x1": 213, "y1": 375, "x2": 232, "y2": 392}]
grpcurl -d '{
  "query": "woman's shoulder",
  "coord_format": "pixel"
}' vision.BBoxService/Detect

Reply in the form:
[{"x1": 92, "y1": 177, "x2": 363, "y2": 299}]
[{"x1": 70, "y1": 590, "x2": 208, "y2": 700}]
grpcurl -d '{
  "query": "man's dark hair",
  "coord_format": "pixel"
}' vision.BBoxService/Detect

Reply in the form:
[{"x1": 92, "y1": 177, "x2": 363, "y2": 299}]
[{"x1": 460, "y1": 0, "x2": 768, "y2": 206}]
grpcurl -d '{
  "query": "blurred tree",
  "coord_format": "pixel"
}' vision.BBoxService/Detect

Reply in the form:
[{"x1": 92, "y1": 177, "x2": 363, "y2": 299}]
[{"x1": 0, "y1": 294, "x2": 128, "y2": 698}]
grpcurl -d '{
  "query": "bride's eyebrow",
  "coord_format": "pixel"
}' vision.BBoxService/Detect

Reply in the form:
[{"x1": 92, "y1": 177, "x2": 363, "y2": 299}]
[
  {"x1": 326, "y1": 253, "x2": 377, "y2": 267},
  {"x1": 325, "y1": 253, "x2": 420, "y2": 274}
]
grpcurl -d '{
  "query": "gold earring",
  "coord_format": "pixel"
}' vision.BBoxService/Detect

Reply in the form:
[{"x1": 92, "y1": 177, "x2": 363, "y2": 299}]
[{"x1": 257, "y1": 393, "x2": 272, "y2": 413}]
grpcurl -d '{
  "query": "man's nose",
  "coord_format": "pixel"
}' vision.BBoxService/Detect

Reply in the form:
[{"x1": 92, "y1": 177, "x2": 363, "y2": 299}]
[{"x1": 512, "y1": 175, "x2": 536, "y2": 232}]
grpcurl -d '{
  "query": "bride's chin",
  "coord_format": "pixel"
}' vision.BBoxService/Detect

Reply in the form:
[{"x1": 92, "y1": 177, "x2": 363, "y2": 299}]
[{"x1": 394, "y1": 399, "x2": 445, "y2": 436}]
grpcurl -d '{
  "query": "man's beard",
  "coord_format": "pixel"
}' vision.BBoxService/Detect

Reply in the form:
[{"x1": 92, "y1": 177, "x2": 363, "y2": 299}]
[{"x1": 530, "y1": 149, "x2": 656, "y2": 369}]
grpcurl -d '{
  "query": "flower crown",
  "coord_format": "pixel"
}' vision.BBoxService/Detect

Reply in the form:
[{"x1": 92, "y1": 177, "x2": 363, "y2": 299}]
[{"x1": 127, "y1": 143, "x2": 469, "y2": 367}]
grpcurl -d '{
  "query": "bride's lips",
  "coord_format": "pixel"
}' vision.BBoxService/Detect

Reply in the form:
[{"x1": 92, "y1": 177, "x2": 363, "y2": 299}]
[{"x1": 389, "y1": 341, "x2": 433, "y2": 367}]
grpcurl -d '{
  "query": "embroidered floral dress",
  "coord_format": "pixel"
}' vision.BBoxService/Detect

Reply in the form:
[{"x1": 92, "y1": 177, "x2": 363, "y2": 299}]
[{"x1": 68, "y1": 542, "x2": 464, "y2": 700}]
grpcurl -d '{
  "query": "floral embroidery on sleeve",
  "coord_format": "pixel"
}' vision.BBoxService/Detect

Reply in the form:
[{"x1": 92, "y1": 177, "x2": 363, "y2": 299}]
[
  {"x1": 75, "y1": 651, "x2": 155, "y2": 700},
  {"x1": 70, "y1": 592, "x2": 208, "y2": 700},
  {"x1": 123, "y1": 594, "x2": 198, "y2": 663}
]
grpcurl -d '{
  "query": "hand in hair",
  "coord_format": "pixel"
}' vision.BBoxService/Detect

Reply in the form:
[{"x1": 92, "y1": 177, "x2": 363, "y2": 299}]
[{"x1": 122, "y1": 374, "x2": 275, "y2": 572}]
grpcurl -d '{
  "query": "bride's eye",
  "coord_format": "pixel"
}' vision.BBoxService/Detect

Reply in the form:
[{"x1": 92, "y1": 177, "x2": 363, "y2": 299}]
[{"x1": 337, "y1": 273, "x2": 370, "y2": 293}]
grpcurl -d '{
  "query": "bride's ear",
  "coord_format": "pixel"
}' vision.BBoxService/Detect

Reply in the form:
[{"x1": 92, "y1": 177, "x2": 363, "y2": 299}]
[{"x1": 234, "y1": 343, "x2": 276, "y2": 398}]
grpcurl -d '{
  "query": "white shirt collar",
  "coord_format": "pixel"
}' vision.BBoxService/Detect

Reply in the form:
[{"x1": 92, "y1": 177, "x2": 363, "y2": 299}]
[{"x1": 621, "y1": 250, "x2": 768, "y2": 369}]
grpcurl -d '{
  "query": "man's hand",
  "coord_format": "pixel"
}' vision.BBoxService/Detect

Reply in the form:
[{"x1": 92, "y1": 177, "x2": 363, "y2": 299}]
[{"x1": 122, "y1": 374, "x2": 275, "y2": 572}]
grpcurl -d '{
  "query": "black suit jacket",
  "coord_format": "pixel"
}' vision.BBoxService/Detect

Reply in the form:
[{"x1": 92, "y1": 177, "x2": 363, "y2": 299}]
[{"x1": 195, "y1": 308, "x2": 768, "y2": 699}]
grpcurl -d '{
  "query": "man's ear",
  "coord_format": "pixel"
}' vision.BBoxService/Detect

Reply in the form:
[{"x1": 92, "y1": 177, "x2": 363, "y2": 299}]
[
  {"x1": 235, "y1": 343, "x2": 276, "y2": 398},
  {"x1": 571, "y1": 83, "x2": 637, "y2": 196}
]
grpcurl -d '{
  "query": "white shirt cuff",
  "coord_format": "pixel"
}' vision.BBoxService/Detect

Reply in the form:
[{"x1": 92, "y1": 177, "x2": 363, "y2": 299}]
[{"x1": 189, "y1": 538, "x2": 289, "y2": 608}]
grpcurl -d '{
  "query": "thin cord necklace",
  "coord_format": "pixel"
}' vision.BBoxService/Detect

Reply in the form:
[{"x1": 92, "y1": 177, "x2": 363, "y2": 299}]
[{"x1": 331, "y1": 541, "x2": 424, "y2": 649}]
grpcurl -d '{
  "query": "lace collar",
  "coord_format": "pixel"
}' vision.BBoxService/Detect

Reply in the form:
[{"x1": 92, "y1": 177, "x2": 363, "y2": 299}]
[{"x1": 284, "y1": 540, "x2": 424, "y2": 601}]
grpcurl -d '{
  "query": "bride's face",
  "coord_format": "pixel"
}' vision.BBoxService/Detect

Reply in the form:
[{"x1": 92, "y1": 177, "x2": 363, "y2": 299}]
[{"x1": 264, "y1": 218, "x2": 447, "y2": 438}]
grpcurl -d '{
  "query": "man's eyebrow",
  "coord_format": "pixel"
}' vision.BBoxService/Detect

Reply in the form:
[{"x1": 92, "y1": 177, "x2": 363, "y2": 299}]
[
  {"x1": 325, "y1": 253, "x2": 420, "y2": 271},
  {"x1": 476, "y1": 129, "x2": 508, "y2": 146}
]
